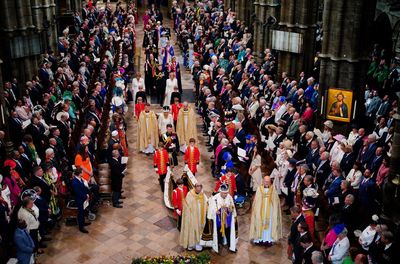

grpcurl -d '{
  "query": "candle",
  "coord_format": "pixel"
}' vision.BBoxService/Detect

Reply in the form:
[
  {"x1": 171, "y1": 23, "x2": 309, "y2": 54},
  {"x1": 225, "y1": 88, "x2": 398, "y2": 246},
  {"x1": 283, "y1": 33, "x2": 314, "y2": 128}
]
[
  {"x1": 321, "y1": 96, "x2": 324, "y2": 115},
  {"x1": 353, "y1": 100, "x2": 357, "y2": 120}
]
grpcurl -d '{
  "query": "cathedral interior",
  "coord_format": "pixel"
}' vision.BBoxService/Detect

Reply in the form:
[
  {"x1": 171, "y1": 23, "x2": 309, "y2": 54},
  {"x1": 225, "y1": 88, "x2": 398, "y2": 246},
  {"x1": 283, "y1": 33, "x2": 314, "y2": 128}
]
[{"x1": 0, "y1": 0, "x2": 399, "y2": 263}]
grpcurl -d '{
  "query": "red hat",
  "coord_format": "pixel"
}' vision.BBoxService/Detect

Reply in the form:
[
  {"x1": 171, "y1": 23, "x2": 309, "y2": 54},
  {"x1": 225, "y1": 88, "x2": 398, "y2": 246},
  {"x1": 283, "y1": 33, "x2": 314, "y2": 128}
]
[{"x1": 4, "y1": 159, "x2": 16, "y2": 169}]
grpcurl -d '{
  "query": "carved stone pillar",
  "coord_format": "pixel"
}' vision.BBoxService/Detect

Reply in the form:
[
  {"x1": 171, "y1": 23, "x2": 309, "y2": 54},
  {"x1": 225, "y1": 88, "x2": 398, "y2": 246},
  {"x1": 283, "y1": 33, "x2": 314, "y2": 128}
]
[
  {"x1": 253, "y1": 0, "x2": 280, "y2": 61},
  {"x1": 318, "y1": 0, "x2": 377, "y2": 128},
  {"x1": 277, "y1": 0, "x2": 318, "y2": 78}
]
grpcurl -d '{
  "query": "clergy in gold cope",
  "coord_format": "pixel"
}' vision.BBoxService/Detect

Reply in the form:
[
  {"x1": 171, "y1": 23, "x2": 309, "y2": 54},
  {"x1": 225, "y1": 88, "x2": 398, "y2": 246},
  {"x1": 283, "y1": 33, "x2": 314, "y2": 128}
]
[
  {"x1": 249, "y1": 176, "x2": 283, "y2": 245},
  {"x1": 179, "y1": 183, "x2": 208, "y2": 251}
]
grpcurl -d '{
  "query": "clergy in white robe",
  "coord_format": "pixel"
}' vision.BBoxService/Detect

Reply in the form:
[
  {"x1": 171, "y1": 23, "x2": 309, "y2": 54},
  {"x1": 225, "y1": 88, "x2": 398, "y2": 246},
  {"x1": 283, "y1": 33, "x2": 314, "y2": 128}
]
[{"x1": 205, "y1": 184, "x2": 238, "y2": 253}]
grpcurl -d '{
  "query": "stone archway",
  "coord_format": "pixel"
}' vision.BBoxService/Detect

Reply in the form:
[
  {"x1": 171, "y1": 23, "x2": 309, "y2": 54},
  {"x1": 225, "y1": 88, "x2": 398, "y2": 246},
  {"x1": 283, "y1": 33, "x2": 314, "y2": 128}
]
[
  {"x1": 393, "y1": 20, "x2": 400, "y2": 56},
  {"x1": 372, "y1": 12, "x2": 393, "y2": 54}
]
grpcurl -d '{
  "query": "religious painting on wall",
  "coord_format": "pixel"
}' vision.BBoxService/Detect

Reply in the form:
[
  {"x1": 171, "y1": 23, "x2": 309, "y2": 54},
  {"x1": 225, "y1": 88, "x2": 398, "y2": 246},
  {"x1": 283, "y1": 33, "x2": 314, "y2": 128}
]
[{"x1": 326, "y1": 88, "x2": 353, "y2": 122}]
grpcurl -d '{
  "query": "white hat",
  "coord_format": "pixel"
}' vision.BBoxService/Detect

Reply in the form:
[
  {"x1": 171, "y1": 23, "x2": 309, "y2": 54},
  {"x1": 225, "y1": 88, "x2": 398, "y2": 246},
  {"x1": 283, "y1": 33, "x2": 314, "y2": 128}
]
[
  {"x1": 111, "y1": 130, "x2": 118, "y2": 137},
  {"x1": 232, "y1": 104, "x2": 244, "y2": 111},
  {"x1": 324, "y1": 120, "x2": 333, "y2": 129},
  {"x1": 56, "y1": 111, "x2": 69, "y2": 121}
]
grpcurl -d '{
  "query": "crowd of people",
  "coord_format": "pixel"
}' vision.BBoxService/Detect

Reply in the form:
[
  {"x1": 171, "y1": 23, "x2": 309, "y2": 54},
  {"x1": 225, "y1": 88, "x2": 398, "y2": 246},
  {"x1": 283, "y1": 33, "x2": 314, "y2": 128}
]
[
  {"x1": 1, "y1": 0, "x2": 399, "y2": 263},
  {"x1": 136, "y1": 0, "x2": 399, "y2": 263},
  {"x1": 0, "y1": 1, "x2": 138, "y2": 263}
]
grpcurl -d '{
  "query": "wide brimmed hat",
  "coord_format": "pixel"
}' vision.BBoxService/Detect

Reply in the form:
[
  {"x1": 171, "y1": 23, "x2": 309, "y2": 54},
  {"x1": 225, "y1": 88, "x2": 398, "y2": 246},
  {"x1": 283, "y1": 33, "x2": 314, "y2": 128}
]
[{"x1": 324, "y1": 120, "x2": 333, "y2": 129}]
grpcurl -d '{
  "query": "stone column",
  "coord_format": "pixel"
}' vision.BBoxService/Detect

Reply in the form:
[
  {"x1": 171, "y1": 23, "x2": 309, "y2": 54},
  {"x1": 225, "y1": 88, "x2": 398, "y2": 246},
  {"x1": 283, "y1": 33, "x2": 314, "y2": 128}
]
[
  {"x1": 277, "y1": 0, "x2": 318, "y2": 78},
  {"x1": 15, "y1": 0, "x2": 34, "y2": 29},
  {"x1": 318, "y1": 0, "x2": 377, "y2": 128},
  {"x1": 225, "y1": 0, "x2": 231, "y2": 10},
  {"x1": 0, "y1": 0, "x2": 18, "y2": 31},
  {"x1": 253, "y1": 0, "x2": 280, "y2": 61}
]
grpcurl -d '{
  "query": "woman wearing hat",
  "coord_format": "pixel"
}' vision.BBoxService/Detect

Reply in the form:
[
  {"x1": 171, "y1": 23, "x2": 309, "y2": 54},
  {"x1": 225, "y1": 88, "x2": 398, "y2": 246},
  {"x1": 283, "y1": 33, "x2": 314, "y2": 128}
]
[{"x1": 322, "y1": 120, "x2": 333, "y2": 143}]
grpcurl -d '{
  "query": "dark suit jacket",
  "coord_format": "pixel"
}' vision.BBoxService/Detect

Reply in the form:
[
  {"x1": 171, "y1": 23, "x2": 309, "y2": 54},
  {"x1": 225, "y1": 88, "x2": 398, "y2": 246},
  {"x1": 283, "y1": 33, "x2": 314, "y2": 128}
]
[
  {"x1": 361, "y1": 143, "x2": 377, "y2": 166},
  {"x1": 305, "y1": 149, "x2": 319, "y2": 171},
  {"x1": 34, "y1": 196, "x2": 49, "y2": 223},
  {"x1": 341, "y1": 204, "x2": 356, "y2": 231},
  {"x1": 326, "y1": 176, "x2": 345, "y2": 204},
  {"x1": 56, "y1": 120, "x2": 70, "y2": 146},
  {"x1": 314, "y1": 160, "x2": 331, "y2": 188},
  {"x1": 234, "y1": 129, "x2": 246, "y2": 149},
  {"x1": 303, "y1": 245, "x2": 317, "y2": 264},
  {"x1": 284, "y1": 168, "x2": 297, "y2": 190},
  {"x1": 71, "y1": 177, "x2": 89, "y2": 203},
  {"x1": 288, "y1": 214, "x2": 305, "y2": 246},
  {"x1": 8, "y1": 117, "x2": 23, "y2": 145},
  {"x1": 368, "y1": 155, "x2": 383, "y2": 173},
  {"x1": 110, "y1": 157, "x2": 125, "y2": 192},
  {"x1": 358, "y1": 177, "x2": 377, "y2": 207},
  {"x1": 29, "y1": 176, "x2": 51, "y2": 203},
  {"x1": 340, "y1": 152, "x2": 355, "y2": 175}
]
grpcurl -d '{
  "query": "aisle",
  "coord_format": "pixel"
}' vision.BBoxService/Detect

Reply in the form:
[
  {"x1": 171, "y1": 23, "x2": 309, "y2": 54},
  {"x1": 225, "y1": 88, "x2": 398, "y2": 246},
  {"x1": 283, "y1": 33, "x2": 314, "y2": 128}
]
[{"x1": 39, "y1": 6, "x2": 290, "y2": 264}]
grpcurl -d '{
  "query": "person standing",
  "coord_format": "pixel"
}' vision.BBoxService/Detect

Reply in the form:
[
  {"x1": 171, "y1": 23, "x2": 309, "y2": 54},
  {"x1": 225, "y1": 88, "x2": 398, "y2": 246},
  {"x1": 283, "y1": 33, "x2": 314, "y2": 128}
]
[
  {"x1": 180, "y1": 183, "x2": 208, "y2": 251},
  {"x1": 162, "y1": 124, "x2": 179, "y2": 167},
  {"x1": 14, "y1": 219, "x2": 35, "y2": 264},
  {"x1": 207, "y1": 184, "x2": 238, "y2": 253},
  {"x1": 17, "y1": 198, "x2": 41, "y2": 253},
  {"x1": 137, "y1": 103, "x2": 159, "y2": 154},
  {"x1": 172, "y1": 179, "x2": 188, "y2": 231},
  {"x1": 71, "y1": 168, "x2": 90, "y2": 233},
  {"x1": 153, "y1": 142, "x2": 169, "y2": 192},
  {"x1": 163, "y1": 72, "x2": 178, "y2": 107},
  {"x1": 109, "y1": 150, "x2": 126, "y2": 208},
  {"x1": 176, "y1": 102, "x2": 197, "y2": 150},
  {"x1": 184, "y1": 138, "x2": 200, "y2": 175},
  {"x1": 249, "y1": 176, "x2": 283, "y2": 246}
]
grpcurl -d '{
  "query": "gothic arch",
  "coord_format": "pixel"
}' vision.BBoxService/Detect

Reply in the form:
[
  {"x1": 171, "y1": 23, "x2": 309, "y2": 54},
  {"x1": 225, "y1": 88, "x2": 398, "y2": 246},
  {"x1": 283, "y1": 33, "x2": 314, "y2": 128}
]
[
  {"x1": 393, "y1": 20, "x2": 400, "y2": 55},
  {"x1": 372, "y1": 13, "x2": 393, "y2": 53}
]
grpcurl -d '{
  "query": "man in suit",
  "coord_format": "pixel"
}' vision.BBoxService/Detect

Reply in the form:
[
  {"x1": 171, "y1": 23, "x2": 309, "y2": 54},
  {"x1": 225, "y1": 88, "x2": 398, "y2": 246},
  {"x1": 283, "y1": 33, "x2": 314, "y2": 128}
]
[
  {"x1": 56, "y1": 113, "x2": 71, "y2": 147},
  {"x1": 288, "y1": 206, "x2": 305, "y2": 260},
  {"x1": 14, "y1": 219, "x2": 35, "y2": 264},
  {"x1": 340, "y1": 145, "x2": 355, "y2": 175},
  {"x1": 367, "y1": 147, "x2": 383, "y2": 174},
  {"x1": 373, "y1": 231, "x2": 399, "y2": 264},
  {"x1": 110, "y1": 150, "x2": 126, "y2": 208},
  {"x1": 10, "y1": 150, "x2": 28, "y2": 183},
  {"x1": 325, "y1": 168, "x2": 344, "y2": 207},
  {"x1": 33, "y1": 186, "x2": 51, "y2": 242},
  {"x1": 233, "y1": 121, "x2": 246, "y2": 149},
  {"x1": 8, "y1": 110, "x2": 23, "y2": 146},
  {"x1": 375, "y1": 94, "x2": 390, "y2": 119},
  {"x1": 300, "y1": 233, "x2": 317, "y2": 264},
  {"x1": 18, "y1": 145, "x2": 33, "y2": 179},
  {"x1": 71, "y1": 168, "x2": 90, "y2": 233},
  {"x1": 293, "y1": 222, "x2": 310, "y2": 264},
  {"x1": 29, "y1": 166, "x2": 51, "y2": 203},
  {"x1": 341, "y1": 194, "x2": 356, "y2": 235},
  {"x1": 314, "y1": 151, "x2": 331, "y2": 189},
  {"x1": 287, "y1": 114, "x2": 300, "y2": 140},
  {"x1": 358, "y1": 169, "x2": 378, "y2": 224},
  {"x1": 284, "y1": 159, "x2": 298, "y2": 211},
  {"x1": 360, "y1": 134, "x2": 378, "y2": 167},
  {"x1": 352, "y1": 128, "x2": 366, "y2": 158},
  {"x1": 305, "y1": 140, "x2": 320, "y2": 174}
]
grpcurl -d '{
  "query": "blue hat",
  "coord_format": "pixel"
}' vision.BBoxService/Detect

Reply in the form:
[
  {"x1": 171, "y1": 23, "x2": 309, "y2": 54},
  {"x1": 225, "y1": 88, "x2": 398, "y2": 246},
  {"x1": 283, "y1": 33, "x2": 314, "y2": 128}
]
[
  {"x1": 288, "y1": 158, "x2": 297, "y2": 165},
  {"x1": 246, "y1": 135, "x2": 252, "y2": 140},
  {"x1": 223, "y1": 152, "x2": 232, "y2": 161}
]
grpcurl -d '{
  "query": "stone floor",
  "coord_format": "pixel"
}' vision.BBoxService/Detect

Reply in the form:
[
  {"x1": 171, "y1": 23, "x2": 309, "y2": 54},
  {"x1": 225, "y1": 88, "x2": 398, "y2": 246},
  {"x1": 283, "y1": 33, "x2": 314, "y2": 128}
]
[{"x1": 38, "y1": 5, "x2": 291, "y2": 264}]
